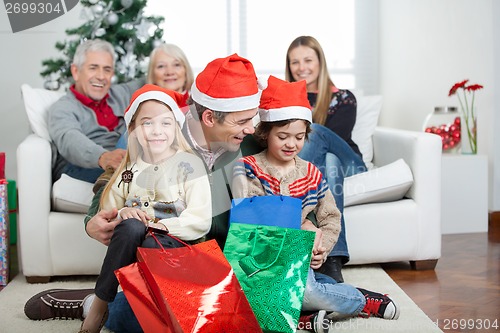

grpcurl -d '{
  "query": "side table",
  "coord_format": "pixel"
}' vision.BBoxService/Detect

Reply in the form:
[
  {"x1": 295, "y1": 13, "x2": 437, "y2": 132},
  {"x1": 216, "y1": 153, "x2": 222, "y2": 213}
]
[{"x1": 441, "y1": 154, "x2": 488, "y2": 234}]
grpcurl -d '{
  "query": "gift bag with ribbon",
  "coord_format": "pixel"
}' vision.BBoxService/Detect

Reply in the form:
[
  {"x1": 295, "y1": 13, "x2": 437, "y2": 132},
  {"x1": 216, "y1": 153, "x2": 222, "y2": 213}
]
[
  {"x1": 223, "y1": 223, "x2": 315, "y2": 333},
  {"x1": 0, "y1": 179, "x2": 9, "y2": 286},
  {"x1": 115, "y1": 232, "x2": 262, "y2": 333},
  {"x1": 229, "y1": 195, "x2": 302, "y2": 229}
]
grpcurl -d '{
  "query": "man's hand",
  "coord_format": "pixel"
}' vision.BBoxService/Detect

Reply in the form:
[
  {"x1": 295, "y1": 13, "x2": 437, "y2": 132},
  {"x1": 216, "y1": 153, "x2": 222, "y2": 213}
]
[
  {"x1": 98, "y1": 149, "x2": 126, "y2": 169},
  {"x1": 86, "y1": 208, "x2": 120, "y2": 246}
]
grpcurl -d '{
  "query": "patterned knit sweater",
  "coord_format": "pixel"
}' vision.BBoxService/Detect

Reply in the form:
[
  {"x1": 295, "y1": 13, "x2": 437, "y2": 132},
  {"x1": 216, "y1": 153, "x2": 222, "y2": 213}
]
[
  {"x1": 101, "y1": 151, "x2": 212, "y2": 241},
  {"x1": 232, "y1": 151, "x2": 341, "y2": 253}
]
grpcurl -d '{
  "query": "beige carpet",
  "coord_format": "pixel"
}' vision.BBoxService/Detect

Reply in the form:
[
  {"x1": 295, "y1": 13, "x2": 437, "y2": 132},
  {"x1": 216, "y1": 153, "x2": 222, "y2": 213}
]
[{"x1": 0, "y1": 265, "x2": 442, "y2": 333}]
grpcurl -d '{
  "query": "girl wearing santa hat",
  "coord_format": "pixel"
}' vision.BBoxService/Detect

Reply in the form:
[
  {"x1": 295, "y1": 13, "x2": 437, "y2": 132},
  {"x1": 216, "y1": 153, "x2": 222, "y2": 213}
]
[
  {"x1": 232, "y1": 76, "x2": 399, "y2": 333},
  {"x1": 80, "y1": 84, "x2": 211, "y2": 333}
]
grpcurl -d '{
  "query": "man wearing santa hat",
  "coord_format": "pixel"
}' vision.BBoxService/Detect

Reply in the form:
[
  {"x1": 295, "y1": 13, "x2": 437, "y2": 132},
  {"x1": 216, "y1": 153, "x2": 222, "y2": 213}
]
[{"x1": 25, "y1": 54, "x2": 262, "y2": 332}]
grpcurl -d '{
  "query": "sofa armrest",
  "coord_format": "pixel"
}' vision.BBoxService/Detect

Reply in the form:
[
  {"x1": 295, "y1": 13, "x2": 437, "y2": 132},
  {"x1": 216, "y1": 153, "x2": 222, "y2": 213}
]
[
  {"x1": 372, "y1": 127, "x2": 442, "y2": 259},
  {"x1": 16, "y1": 134, "x2": 53, "y2": 274},
  {"x1": 372, "y1": 126, "x2": 442, "y2": 202}
]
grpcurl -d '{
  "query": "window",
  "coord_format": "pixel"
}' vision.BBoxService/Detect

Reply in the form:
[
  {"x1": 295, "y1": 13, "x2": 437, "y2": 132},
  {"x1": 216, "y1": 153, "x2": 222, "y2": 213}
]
[{"x1": 145, "y1": 0, "x2": 379, "y2": 94}]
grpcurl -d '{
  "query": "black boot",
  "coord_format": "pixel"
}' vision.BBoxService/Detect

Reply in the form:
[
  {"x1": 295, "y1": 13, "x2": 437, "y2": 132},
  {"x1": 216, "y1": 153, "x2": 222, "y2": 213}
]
[{"x1": 318, "y1": 256, "x2": 344, "y2": 283}]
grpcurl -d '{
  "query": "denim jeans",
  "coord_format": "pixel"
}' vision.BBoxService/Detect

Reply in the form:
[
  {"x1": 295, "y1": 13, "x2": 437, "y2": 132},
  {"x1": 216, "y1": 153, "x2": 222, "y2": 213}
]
[
  {"x1": 298, "y1": 123, "x2": 367, "y2": 262},
  {"x1": 62, "y1": 132, "x2": 128, "y2": 183},
  {"x1": 61, "y1": 164, "x2": 104, "y2": 183},
  {"x1": 302, "y1": 268, "x2": 365, "y2": 315}
]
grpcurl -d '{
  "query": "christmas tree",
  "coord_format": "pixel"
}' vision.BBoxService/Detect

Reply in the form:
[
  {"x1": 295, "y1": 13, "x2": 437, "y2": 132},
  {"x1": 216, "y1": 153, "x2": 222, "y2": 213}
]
[{"x1": 41, "y1": 0, "x2": 164, "y2": 90}]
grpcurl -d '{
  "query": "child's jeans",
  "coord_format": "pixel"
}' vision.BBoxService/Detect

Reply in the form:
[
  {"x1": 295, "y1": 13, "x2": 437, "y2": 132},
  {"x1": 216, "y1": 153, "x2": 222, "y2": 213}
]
[{"x1": 302, "y1": 268, "x2": 366, "y2": 316}]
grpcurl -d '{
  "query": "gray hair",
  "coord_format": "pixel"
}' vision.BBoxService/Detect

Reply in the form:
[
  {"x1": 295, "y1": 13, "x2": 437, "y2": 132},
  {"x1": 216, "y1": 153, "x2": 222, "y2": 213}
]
[
  {"x1": 72, "y1": 39, "x2": 116, "y2": 69},
  {"x1": 147, "y1": 43, "x2": 194, "y2": 92}
]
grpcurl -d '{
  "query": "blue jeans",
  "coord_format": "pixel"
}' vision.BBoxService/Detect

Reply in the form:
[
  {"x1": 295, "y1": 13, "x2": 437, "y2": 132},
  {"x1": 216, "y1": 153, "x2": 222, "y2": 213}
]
[
  {"x1": 302, "y1": 268, "x2": 365, "y2": 315},
  {"x1": 105, "y1": 292, "x2": 142, "y2": 333},
  {"x1": 61, "y1": 164, "x2": 104, "y2": 183},
  {"x1": 299, "y1": 123, "x2": 367, "y2": 262},
  {"x1": 62, "y1": 132, "x2": 128, "y2": 183}
]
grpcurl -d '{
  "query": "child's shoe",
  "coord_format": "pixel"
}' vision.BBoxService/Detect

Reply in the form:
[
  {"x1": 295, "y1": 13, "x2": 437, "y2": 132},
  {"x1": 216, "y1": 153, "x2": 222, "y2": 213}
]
[
  {"x1": 297, "y1": 310, "x2": 331, "y2": 332},
  {"x1": 357, "y1": 288, "x2": 400, "y2": 319}
]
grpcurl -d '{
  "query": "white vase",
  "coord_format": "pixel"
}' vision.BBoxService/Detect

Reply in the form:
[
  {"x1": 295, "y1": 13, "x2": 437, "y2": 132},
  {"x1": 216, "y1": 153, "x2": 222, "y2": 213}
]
[{"x1": 460, "y1": 112, "x2": 477, "y2": 154}]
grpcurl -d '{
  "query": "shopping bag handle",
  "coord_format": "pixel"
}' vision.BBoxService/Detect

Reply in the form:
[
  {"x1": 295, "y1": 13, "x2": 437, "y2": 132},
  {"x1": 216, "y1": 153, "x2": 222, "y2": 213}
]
[
  {"x1": 146, "y1": 227, "x2": 191, "y2": 252},
  {"x1": 247, "y1": 194, "x2": 286, "y2": 203},
  {"x1": 239, "y1": 226, "x2": 287, "y2": 277}
]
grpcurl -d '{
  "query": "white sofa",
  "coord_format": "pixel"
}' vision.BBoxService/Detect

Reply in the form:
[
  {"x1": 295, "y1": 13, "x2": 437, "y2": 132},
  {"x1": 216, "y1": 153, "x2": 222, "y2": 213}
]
[{"x1": 16, "y1": 84, "x2": 442, "y2": 283}]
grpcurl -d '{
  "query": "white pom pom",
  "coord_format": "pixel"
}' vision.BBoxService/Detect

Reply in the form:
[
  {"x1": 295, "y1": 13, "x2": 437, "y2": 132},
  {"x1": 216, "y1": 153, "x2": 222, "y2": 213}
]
[{"x1": 257, "y1": 75, "x2": 270, "y2": 90}]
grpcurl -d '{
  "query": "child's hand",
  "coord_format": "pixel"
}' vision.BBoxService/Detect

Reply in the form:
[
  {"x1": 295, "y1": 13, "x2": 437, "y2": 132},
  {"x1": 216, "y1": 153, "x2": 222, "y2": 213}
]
[
  {"x1": 119, "y1": 207, "x2": 151, "y2": 225},
  {"x1": 147, "y1": 221, "x2": 168, "y2": 231},
  {"x1": 302, "y1": 219, "x2": 328, "y2": 269},
  {"x1": 311, "y1": 245, "x2": 328, "y2": 269}
]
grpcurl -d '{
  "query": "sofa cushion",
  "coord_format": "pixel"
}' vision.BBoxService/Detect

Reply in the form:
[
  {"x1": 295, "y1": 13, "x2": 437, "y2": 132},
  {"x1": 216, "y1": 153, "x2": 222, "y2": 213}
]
[
  {"x1": 52, "y1": 174, "x2": 94, "y2": 213},
  {"x1": 344, "y1": 158, "x2": 413, "y2": 207},
  {"x1": 21, "y1": 84, "x2": 64, "y2": 142},
  {"x1": 351, "y1": 95, "x2": 383, "y2": 170}
]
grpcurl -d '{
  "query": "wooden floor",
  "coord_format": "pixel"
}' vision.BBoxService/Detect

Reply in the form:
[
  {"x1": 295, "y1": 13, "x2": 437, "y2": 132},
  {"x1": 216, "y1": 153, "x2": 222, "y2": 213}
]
[
  {"x1": 2, "y1": 225, "x2": 499, "y2": 332},
  {"x1": 382, "y1": 225, "x2": 500, "y2": 332}
]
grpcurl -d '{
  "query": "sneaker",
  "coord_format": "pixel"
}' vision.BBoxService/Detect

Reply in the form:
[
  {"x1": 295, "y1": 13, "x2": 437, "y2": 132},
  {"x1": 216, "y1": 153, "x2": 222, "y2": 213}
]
[
  {"x1": 357, "y1": 288, "x2": 400, "y2": 320},
  {"x1": 24, "y1": 289, "x2": 95, "y2": 320},
  {"x1": 92, "y1": 166, "x2": 115, "y2": 194},
  {"x1": 297, "y1": 310, "x2": 331, "y2": 333}
]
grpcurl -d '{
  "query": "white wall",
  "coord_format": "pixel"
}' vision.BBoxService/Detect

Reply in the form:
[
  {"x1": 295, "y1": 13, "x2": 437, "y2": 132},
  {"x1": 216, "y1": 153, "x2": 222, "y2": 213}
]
[
  {"x1": 379, "y1": 0, "x2": 498, "y2": 210},
  {"x1": 1, "y1": 0, "x2": 499, "y2": 211},
  {"x1": 493, "y1": 0, "x2": 500, "y2": 211},
  {"x1": 0, "y1": 3, "x2": 85, "y2": 180}
]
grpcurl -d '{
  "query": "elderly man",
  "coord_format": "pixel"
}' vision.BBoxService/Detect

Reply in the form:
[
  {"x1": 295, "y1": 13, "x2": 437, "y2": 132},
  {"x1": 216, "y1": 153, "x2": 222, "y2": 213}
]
[{"x1": 48, "y1": 39, "x2": 142, "y2": 184}]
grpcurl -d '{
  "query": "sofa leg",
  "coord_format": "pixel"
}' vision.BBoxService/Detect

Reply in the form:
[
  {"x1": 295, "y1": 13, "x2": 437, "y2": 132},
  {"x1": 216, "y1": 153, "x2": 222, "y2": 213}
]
[
  {"x1": 410, "y1": 259, "x2": 438, "y2": 270},
  {"x1": 25, "y1": 276, "x2": 51, "y2": 284}
]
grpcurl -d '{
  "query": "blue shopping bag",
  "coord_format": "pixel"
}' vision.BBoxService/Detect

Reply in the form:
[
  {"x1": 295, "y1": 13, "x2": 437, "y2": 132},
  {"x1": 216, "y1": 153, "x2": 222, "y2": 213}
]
[{"x1": 229, "y1": 195, "x2": 302, "y2": 229}]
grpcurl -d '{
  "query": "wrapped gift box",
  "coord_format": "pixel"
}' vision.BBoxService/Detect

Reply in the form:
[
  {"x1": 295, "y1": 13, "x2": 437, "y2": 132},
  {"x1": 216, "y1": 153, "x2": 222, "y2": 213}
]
[
  {"x1": 7, "y1": 180, "x2": 17, "y2": 245},
  {"x1": 0, "y1": 180, "x2": 9, "y2": 286}
]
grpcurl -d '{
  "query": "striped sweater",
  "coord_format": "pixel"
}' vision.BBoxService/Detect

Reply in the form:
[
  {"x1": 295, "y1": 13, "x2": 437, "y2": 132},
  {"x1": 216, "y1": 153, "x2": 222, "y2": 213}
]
[{"x1": 232, "y1": 151, "x2": 341, "y2": 253}]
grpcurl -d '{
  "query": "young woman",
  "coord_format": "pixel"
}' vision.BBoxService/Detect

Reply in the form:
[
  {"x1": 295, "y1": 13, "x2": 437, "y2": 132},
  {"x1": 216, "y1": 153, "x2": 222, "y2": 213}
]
[
  {"x1": 286, "y1": 36, "x2": 368, "y2": 283},
  {"x1": 232, "y1": 76, "x2": 399, "y2": 333},
  {"x1": 79, "y1": 84, "x2": 211, "y2": 333}
]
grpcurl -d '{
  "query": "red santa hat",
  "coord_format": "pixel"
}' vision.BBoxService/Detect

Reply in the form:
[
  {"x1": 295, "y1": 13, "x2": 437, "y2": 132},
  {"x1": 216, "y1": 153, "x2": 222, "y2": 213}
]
[
  {"x1": 124, "y1": 84, "x2": 186, "y2": 128},
  {"x1": 190, "y1": 54, "x2": 261, "y2": 112},
  {"x1": 258, "y1": 75, "x2": 312, "y2": 123}
]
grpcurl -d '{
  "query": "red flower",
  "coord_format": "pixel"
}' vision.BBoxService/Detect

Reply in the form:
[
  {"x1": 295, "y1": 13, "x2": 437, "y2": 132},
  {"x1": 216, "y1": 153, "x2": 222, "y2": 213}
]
[
  {"x1": 466, "y1": 84, "x2": 484, "y2": 92},
  {"x1": 448, "y1": 79, "x2": 483, "y2": 154},
  {"x1": 448, "y1": 79, "x2": 469, "y2": 96}
]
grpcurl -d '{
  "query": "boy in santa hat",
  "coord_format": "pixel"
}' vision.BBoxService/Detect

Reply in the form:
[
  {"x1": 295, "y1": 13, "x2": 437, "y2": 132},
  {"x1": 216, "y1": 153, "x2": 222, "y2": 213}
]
[{"x1": 232, "y1": 76, "x2": 400, "y2": 333}]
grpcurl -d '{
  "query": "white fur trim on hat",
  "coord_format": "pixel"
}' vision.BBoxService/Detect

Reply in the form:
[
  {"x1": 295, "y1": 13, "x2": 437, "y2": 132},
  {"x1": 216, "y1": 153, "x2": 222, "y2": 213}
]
[
  {"x1": 190, "y1": 82, "x2": 261, "y2": 112},
  {"x1": 124, "y1": 90, "x2": 185, "y2": 128},
  {"x1": 259, "y1": 106, "x2": 313, "y2": 123}
]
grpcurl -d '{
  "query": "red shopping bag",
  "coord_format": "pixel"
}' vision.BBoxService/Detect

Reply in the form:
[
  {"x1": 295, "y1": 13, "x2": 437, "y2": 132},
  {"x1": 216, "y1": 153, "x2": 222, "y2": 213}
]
[
  {"x1": 115, "y1": 235, "x2": 261, "y2": 333},
  {"x1": 115, "y1": 262, "x2": 175, "y2": 333}
]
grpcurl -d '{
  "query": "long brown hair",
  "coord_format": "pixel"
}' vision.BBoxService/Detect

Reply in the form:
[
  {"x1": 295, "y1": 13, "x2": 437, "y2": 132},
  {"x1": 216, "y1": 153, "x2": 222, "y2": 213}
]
[
  {"x1": 285, "y1": 36, "x2": 334, "y2": 125},
  {"x1": 99, "y1": 101, "x2": 193, "y2": 209}
]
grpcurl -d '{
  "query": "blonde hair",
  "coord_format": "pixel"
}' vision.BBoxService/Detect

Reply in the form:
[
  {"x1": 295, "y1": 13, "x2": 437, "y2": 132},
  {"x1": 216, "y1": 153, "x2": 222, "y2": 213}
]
[
  {"x1": 147, "y1": 43, "x2": 194, "y2": 93},
  {"x1": 285, "y1": 36, "x2": 334, "y2": 126},
  {"x1": 99, "y1": 100, "x2": 193, "y2": 208}
]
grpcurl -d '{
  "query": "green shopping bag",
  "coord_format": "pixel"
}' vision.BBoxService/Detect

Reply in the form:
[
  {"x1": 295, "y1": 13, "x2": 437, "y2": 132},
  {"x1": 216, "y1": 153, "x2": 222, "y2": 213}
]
[{"x1": 223, "y1": 223, "x2": 315, "y2": 333}]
